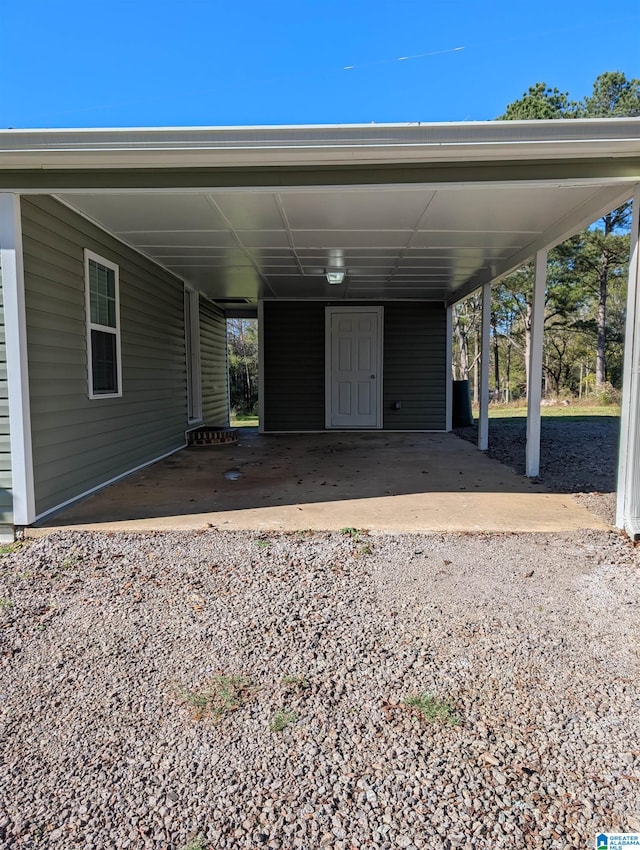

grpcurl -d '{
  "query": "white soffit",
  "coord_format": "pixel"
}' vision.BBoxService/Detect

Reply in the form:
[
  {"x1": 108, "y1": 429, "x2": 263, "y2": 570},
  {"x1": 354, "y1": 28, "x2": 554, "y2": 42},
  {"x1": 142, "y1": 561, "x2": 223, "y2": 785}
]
[{"x1": 57, "y1": 180, "x2": 636, "y2": 303}]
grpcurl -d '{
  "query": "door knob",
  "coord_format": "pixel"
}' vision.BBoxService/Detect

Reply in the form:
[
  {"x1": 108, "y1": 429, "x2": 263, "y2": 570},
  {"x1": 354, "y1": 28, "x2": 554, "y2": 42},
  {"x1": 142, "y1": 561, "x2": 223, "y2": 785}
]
[{"x1": 370, "y1": 374, "x2": 375, "y2": 379}]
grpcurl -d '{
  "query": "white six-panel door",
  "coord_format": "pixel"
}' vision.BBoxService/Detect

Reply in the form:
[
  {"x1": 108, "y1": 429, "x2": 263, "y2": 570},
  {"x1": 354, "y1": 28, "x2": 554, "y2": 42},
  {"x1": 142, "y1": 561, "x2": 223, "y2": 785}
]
[{"x1": 326, "y1": 307, "x2": 383, "y2": 429}]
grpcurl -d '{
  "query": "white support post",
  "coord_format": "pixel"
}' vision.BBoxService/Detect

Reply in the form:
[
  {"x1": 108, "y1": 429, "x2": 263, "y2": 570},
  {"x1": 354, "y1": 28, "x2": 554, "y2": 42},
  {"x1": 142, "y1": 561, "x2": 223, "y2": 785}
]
[
  {"x1": 478, "y1": 282, "x2": 491, "y2": 451},
  {"x1": 445, "y1": 305, "x2": 453, "y2": 431},
  {"x1": 0, "y1": 194, "x2": 35, "y2": 526},
  {"x1": 257, "y1": 299, "x2": 265, "y2": 434},
  {"x1": 616, "y1": 186, "x2": 640, "y2": 534},
  {"x1": 526, "y1": 249, "x2": 547, "y2": 477}
]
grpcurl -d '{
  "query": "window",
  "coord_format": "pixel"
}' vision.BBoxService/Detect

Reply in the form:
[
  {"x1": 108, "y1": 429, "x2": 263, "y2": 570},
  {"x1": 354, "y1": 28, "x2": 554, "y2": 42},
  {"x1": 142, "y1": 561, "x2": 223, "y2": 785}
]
[{"x1": 85, "y1": 250, "x2": 122, "y2": 398}]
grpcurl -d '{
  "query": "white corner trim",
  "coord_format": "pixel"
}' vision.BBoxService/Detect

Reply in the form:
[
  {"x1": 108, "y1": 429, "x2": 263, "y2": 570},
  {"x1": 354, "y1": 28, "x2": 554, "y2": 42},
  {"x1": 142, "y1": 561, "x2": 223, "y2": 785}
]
[
  {"x1": 0, "y1": 193, "x2": 35, "y2": 525},
  {"x1": 617, "y1": 184, "x2": 640, "y2": 532},
  {"x1": 184, "y1": 285, "x2": 202, "y2": 422},
  {"x1": 34, "y1": 442, "x2": 187, "y2": 524}
]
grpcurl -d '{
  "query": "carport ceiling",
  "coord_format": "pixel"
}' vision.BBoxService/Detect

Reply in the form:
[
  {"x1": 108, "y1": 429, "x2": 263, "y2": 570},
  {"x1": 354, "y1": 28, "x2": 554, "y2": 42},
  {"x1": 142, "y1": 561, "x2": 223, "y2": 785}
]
[
  {"x1": 2, "y1": 120, "x2": 639, "y2": 305},
  {"x1": 55, "y1": 182, "x2": 631, "y2": 304}
]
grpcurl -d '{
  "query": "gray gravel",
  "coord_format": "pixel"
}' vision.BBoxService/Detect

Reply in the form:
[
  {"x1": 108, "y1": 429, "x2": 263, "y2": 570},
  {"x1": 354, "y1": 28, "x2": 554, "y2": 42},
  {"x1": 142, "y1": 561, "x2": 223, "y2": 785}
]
[
  {"x1": 454, "y1": 414, "x2": 620, "y2": 525},
  {"x1": 1, "y1": 526, "x2": 639, "y2": 849}
]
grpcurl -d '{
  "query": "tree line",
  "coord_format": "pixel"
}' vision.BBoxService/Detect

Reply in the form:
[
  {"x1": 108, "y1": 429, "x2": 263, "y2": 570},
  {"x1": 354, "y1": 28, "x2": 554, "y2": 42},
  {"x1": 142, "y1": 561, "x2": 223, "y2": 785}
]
[
  {"x1": 453, "y1": 71, "x2": 640, "y2": 405},
  {"x1": 227, "y1": 318, "x2": 258, "y2": 416}
]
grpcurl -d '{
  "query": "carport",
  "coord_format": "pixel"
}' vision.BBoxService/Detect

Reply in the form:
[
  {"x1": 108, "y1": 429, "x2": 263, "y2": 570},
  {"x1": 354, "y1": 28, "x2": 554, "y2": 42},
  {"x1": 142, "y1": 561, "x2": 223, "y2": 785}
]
[{"x1": 1, "y1": 119, "x2": 640, "y2": 537}]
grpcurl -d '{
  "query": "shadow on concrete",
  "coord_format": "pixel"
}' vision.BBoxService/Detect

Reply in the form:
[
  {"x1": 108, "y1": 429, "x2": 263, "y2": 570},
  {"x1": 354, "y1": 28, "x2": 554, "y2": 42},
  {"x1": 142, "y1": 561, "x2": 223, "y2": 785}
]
[{"x1": 34, "y1": 429, "x2": 597, "y2": 533}]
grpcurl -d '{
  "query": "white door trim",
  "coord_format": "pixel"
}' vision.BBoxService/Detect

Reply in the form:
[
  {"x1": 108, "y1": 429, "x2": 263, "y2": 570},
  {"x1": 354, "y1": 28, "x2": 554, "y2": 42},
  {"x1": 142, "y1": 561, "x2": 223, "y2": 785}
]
[{"x1": 325, "y1": 306, "x2": 383, "y2": 430}]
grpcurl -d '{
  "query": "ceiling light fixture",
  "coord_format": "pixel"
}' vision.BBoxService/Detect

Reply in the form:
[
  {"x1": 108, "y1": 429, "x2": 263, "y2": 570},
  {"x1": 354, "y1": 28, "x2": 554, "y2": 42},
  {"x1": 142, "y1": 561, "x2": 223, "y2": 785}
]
[
  {"x1": 326, "y1": 269, "x2": 346, "y2": 285},
  {"x1": 326, "y1": 248, "x2": 346, "y2": 284}
]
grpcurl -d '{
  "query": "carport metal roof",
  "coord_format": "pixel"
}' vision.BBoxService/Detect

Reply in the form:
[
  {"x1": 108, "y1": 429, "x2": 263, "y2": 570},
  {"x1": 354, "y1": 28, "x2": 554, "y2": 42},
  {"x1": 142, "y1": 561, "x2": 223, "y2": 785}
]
[{"x1": 1, "y1": 119, "x2": 639, "y2": 306}]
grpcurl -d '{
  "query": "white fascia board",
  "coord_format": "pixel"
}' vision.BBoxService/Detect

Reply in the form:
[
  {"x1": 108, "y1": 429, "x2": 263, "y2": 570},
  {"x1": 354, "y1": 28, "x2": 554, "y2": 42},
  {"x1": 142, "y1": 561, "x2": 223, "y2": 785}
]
[
  {"x1": 1, "y1": 143, "x2": 640, "y2": 172},
  {"x1": 1, "y1": 116, "x2": 640, "y2": 145},
  {"x1": 0, "y1": 118, "x2": 639, "y2": 170},
  {"x1": 1, "y1": 116, "x2": 638, "y2": 132},
  {"x1": 0, "y1": 193, "x2": 35, "y2": 525}
]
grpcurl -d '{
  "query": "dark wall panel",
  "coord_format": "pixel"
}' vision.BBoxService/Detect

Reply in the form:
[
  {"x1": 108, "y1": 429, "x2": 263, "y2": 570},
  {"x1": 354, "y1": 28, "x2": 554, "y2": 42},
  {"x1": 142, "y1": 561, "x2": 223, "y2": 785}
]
[
  {"x1": 263, "y1": 301, "x2": 325, "y2": 430},
  {"x1": 383, "y1": 303, "x2": 447, "y2": 430},
  {"x1": 263, "y1": 301, "x2": 446, "y2": 431}
]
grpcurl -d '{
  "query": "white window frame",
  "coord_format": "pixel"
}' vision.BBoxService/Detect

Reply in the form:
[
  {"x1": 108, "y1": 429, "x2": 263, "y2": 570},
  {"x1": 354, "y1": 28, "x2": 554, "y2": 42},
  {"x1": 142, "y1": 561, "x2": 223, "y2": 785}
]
[{"x1": 85, "y1": 249, "x2": 123, "y2": 400}]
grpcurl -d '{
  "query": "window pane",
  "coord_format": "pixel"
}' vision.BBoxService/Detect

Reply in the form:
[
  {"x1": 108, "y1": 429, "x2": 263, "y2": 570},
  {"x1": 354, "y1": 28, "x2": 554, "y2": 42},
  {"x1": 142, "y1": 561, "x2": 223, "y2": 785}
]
[
  {"x1": 89, "y1": 260, "x2": 116, "y2": 327},
  {"x1": 91, "y1": 329, "x2": 118, "y2": 394}
]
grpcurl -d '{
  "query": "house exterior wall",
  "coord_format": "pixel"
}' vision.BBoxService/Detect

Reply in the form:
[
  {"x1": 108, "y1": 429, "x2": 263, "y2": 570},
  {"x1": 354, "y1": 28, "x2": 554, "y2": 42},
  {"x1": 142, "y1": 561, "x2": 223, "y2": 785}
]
[
  {"x1": 21, "y1": 196, "x2": 188, "y2": 518},
  {"x1": 0, "y1": 260, "x2": 13, "y2": 532},
  {"x1": 199, "y1": 298, "x2": 229, "y2": 426},
  {"x1": 262, "y1": 300, "x2": 447, "y2": 431}
]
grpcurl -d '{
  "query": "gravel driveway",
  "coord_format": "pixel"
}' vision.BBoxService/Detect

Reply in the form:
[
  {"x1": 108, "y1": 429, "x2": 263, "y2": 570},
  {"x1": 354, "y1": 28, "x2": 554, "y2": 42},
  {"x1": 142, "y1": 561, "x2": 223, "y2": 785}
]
[{"x1": 1, "y1": 524, "x2": 639, "y2": 849}]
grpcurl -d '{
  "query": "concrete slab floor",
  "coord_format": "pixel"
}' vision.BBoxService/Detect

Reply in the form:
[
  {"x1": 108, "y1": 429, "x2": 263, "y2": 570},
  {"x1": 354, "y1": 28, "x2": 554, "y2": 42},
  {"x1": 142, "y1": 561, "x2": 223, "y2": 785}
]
[{"x1": 31, "y1": 430, "x2": 608, "y2": 536}]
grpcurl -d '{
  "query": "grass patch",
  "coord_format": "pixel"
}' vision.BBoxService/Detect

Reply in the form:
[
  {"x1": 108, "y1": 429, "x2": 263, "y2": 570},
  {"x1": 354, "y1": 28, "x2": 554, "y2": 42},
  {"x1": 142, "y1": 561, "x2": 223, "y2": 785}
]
[
  {"x1": 0, "y1": 598, "x2": 13, "y2": 611},
  {"x1": 180, "y1": 674, "x2": 259, "y2": 722},
  {"x1": 405, "y1": 693, "x2": 459, "y2": 726},
  {"x1": 57, "y1": 552, "x2": 79, "y2": 570},
  {"x1": 182, "y1": 838, "x2": 208, "y2": 850},
  {"x1": 230, "y1": 414, "x2": 259, "y2": 428},
  {"x1": 282, "y1": 674, "x2": 310, "y2": 690},
  {"x1": 486, "y1": 404, "x2": 620, "y2": 420},
  {"x1": 0, "y1": 540, "x2": 27, "y2": 556},
  {"x1": 270, "y1": 709, "x2": 297, "y2": 732},
  {"x1": 340, "y1": 527, "x2": 363, "y2": 540},
  {"x1": 255, "y1": 539, "x2": 271, "y2": 549}
]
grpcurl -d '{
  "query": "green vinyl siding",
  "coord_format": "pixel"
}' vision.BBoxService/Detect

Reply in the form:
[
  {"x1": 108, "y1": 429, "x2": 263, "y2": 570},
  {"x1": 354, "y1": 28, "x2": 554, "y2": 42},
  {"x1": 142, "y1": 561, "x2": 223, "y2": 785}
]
[
  {"x1": 0, "y1": 261, "x2": 13, "y2": 527},
  {"x1": 262, "y1": 300, "x2": 447, "y2": 431},
  {"x1": 22, "y1": 195, "x2": 188, "y2": 517},
  {"x1": 199, "y1": 298, "x2": 229, "y2": 426}
]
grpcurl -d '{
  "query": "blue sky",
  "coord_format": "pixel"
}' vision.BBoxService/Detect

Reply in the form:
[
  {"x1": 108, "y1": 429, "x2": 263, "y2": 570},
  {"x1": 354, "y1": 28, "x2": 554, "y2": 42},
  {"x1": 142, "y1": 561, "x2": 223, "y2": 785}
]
[{"x1": 1, "y1": 0, "x2": 639, "y2": 128}]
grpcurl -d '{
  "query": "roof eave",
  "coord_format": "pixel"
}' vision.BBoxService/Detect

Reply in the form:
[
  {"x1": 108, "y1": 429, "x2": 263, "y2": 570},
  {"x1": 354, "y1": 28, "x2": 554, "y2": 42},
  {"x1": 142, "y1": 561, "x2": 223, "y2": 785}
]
[{"x1": 0, "y1": 118, "x2": 639, "y2": 171}]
